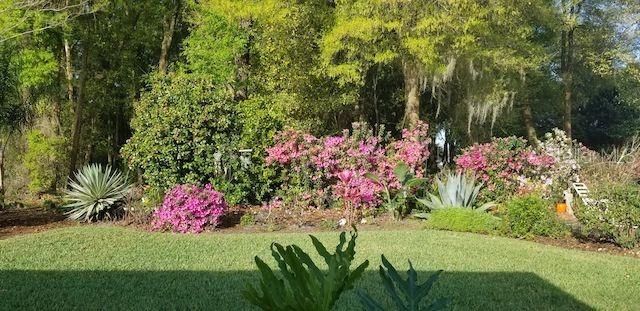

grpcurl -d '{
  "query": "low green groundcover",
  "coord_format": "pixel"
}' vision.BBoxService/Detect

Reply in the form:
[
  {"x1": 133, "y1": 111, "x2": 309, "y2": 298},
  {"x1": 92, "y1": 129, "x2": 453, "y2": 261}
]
[
  {"x1": 0, "y1": 226, "x2": 638, "y2": 310},
  {"x1": 426, "y1": 208, "x2": 500, "y2": 234}
]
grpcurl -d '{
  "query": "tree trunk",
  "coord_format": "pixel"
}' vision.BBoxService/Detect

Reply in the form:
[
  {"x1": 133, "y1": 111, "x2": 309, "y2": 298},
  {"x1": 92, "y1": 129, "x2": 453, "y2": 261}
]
[
  {"x1": 0, "y1": 137, "x2": 6, "y2": 207},
  {"x1": 68, "y1": 46, "x2": 89, "y2": 178},
  {"x1": 64, "y1": 38, "x2": 74, "y2": 106},
  {"x1": 234, "y1": 18, "x2": 253, "y2": 101},
  {"x1": 158, "y1": 1, "x2": 180, "y2": 74},
  {"x1": 522, "y1": 98, "x2": 539, "y2": 147},
  {"x1": 562, "y1": 27, "x2": 574, "y2": 140},
  {"x1": 402, "y1": 60, "x2": 420, "y2": 129}
]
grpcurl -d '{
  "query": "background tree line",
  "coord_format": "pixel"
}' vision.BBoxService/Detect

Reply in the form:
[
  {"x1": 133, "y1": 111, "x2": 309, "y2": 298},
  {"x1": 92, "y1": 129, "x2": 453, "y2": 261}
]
[{"x1": 0, "y1": 0, "x2": 638, "y2": 204}]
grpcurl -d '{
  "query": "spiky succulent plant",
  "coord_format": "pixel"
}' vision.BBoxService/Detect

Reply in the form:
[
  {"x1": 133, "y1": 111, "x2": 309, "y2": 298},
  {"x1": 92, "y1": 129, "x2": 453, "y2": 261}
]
[
  {"x1": 417, "y1": 172, "x2": 495, "y2": 212},
  {"x1": 64, "y1": 164, "x2": 132, "y2": 222}
]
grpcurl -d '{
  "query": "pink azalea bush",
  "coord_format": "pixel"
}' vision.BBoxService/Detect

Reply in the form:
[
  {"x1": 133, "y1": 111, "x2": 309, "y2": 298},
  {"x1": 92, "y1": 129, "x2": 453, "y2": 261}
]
[
  {"x1": 265, "y1": 121, "x2": 431, "y2": 210},
  {"x1": 456, "y1": 137, "x2": 556, "y2": 201},
  {"x1": 152, "y1": 184, "x2": 227, "y2": 233}
]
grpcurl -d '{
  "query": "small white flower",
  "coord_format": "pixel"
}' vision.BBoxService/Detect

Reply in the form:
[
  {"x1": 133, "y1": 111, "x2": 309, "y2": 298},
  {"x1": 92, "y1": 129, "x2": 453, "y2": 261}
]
[
  {"x1": 338, "y1": 218, "x2": 347, "y2": 227},
  {"x1": 360, "y1": 218, "x2": 367, "y2": 224}
]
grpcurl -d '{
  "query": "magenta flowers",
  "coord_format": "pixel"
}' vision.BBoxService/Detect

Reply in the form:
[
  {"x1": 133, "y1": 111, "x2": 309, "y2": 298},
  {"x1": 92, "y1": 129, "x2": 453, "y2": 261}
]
[
  {"x1": 152, "y1": 184, "x2": 227, "y2": 233},
  {"x1": 265, "y1": 121, "x2": 431, "y2": 210}
]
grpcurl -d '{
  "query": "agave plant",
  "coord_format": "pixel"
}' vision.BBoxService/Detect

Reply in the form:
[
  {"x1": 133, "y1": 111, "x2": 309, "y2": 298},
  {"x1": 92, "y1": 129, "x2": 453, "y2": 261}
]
[
  {"x1": 417, "y1": 172, "x2": 494, "y2": 212},
  {"x1": 64, "y1": 164, "x2": 132, "y2": 222}
]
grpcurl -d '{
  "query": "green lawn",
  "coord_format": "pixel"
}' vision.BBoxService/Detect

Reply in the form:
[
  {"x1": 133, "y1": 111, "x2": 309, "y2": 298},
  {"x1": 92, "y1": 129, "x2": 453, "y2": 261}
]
[{"x1": 0, "y1": 226, "x2": 638, "y2": 310}]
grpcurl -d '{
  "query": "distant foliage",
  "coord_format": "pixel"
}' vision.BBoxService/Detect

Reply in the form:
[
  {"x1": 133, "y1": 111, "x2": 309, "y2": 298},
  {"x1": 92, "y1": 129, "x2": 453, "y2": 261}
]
[
  {"x1": 64, "y1": 164, "x2": 132, "y2": 222},
  {"x1": 358, "y1": 255, "x2": 449, "y2": 311},
  {"x1": 456, "y1": 137, "x2": 555, "y2": 202},
  {"x1": 244, "y1": 229, "x2": 369, "y2": 310},
  {"x1": 23, "y1": 129, "x2": 66, "y2": 193},
  {"x1": 502, "y1": 195, "x2": 567, "y2": 238},
  {"x1": 264, "y1": 121, "x2": 430, "y2": 212},
  {"x1": 426, "y1": 208, "x2": 501, "y2": 235},
  {"x1": 151, "y1": 184, "x2": 227, "y2": 234},
  {"x1": 577, "y1": 182, "x2": 640, "y2": 248}
]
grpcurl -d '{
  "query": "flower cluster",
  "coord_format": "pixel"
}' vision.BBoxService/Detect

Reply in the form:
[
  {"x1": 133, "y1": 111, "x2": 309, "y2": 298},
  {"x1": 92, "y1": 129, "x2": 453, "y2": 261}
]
[
  {"x1": 456, "y1": 137, "x2": 555, "y2": 201},
  {"x1": 540, "y1": 129, "x2": 582, "y2": 200},
  {"x1": 151, "y1": 184, "x2": 227, "y2": 233},
  {"x1": 265, "y1": 121, "x2": 431, "y2": 210}
]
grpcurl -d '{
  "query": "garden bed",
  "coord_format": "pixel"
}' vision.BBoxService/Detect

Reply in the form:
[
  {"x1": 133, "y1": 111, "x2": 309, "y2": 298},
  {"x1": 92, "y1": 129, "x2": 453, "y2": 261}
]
[{"x1": 0, "y1": 207, "x2": 75, "y2": 239}]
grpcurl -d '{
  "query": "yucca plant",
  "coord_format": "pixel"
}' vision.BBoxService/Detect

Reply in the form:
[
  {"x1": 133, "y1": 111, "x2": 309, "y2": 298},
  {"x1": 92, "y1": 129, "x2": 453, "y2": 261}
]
[
  {"x1": 417, "y1": 172, "x2": 494, "y2": 212},
  {"x1": 64, "y1": 164, "x2": 132, "y2": 222}
]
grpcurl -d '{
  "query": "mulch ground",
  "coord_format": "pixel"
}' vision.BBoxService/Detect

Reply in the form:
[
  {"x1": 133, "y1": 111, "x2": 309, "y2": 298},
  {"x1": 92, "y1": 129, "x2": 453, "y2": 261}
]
[
  {"x1": 0, "y1": 207, "x2": 76, "y2": 239},
  {"x1": 1, "y1": 206, "x2": 638, "y2": 258}
]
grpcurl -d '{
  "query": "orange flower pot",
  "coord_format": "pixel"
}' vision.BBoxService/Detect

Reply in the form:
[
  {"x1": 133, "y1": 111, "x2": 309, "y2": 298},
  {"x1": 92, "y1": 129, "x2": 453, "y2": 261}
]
[{"x1": 556, "y1": 202, "x2": 567, "y2": 214}]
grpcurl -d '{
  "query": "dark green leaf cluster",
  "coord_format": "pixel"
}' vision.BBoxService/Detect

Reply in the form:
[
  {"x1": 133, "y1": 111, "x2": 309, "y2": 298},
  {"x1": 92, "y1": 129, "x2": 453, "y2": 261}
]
[
  {"x1": 358, "y1": 255, "x2": 449, "y2": 311},
  {"x1": 244, "y1": 229, "x2": 369, "y2": 311}
]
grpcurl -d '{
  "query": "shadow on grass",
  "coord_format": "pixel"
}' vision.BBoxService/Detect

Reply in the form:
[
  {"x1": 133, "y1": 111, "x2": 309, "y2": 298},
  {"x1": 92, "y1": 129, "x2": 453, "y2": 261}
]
[{"x1": 0, "y1": 270, "x2": 593, "y2": 310}]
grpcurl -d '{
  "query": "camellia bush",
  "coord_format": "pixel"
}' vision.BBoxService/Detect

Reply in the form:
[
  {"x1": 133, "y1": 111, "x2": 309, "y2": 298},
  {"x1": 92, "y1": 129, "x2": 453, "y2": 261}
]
[
  {"x1": 122, "y1": 72, "x2": 266, "y2": 205},
  {"x1": 264, "y1": 121, "x2": 431, "y2": 213},
  {"x1": 455, "y1": 137, "x2": 556, "y2": 202},
  {"x1": 151, "y1": 184, "x2": 227, "y2": 233}
]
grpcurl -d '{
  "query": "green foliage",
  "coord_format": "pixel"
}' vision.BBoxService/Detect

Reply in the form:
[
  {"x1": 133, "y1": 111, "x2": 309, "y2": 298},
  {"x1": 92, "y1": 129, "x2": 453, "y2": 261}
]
[
  {"x1": 239, "y1": 213, "x2": 255, "y2": 227},
  {"x1": 426, "y1": 208, "x2": 501, "y2": 235},
  {"x1": 64, "y1": 164, "x2": 132, "y2": 222},
  {"x1": 417, "y1": 172, "x2": 494, "y2": 212},
  {"x1": 502, "y1": 195, "x2": 568, "y2": 238},
  {"x1": 182, "y1": 8, "x2": 245, "y2": 83},
  {"x1": 10, "y1": 48, "x2": 57, "y2": 89},
  {"x1": 243, "y1": 228, "x2": 369, "y2": 311},
  {"x1": 357, "y1": 255, "x2": 449, "y2": 311},
  {"x1": 23, "y1": 129, "x2": 66, "y2": 193},
  {"x1": 122, "y1": 72, "x2": 250, "y2": 204},
  {"x1": 368, "y1": 162, "x2": 428, "y2": 220},
  {"x1": 576, "y1": 182, "x2": 640, "y2": 248}
]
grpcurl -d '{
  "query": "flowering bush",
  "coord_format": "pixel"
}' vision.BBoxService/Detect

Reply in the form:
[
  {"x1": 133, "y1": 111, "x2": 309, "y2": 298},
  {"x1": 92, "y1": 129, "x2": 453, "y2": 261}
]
[
  {"x1": 540, "y1": 129, "x2": 582, "y2": 201},
  {"x1": 265, "y1": 122, "x2": 431, "y2": 212},
  {"x1": 456, "y1": 137, "x2": 555, "y2": 202},
  {"x1": 151, "y1": 184, "x2": 227, "y2": 233}
]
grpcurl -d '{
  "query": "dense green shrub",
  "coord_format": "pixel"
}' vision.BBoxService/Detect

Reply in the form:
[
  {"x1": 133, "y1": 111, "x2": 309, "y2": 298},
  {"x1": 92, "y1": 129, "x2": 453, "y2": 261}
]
[
  {"x1": 23, "y1": 129, "x2": 66, "y2": 193},
  {"x1": 426, "y1": 208, "x2": 500, "y2": 234},
  {"x1": 122, "y1": 73, "x2": 257, "y2": 205},
  {"x1": 576, "y1": 182, "x2": 640, "y2": 248},
  {"x1": 502, "y1": 195, "x2": 568, "y2": 238}
]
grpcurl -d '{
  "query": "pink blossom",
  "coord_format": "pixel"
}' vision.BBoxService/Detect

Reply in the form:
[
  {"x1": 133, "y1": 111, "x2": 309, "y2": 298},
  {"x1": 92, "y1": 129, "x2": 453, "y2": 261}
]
[{"x1": 151, "y1": 184, "x2": 227, "y2": 233}]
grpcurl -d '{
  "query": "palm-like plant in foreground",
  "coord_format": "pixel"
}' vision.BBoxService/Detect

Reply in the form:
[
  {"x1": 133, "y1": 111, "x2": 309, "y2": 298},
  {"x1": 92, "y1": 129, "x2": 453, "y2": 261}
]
[{"x1": 64, "y1": 164, "x2": 132, "y2": 222}]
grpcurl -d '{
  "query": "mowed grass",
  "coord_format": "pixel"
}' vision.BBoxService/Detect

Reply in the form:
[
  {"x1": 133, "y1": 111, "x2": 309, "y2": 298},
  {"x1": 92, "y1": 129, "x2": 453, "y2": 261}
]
[{"x1": 0, "y1": 226, "x2": 638, "y2": 310}]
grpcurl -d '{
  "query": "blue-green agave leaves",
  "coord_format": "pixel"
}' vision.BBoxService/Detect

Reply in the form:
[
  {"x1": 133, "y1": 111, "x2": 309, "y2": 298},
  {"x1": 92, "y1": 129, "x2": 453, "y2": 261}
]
[
  {"x1": 64, "y1": 164, "x2": 133, "y2": 222},
  {"x1": 417, "y1": 172, "x2": 495, "y2": 212}
]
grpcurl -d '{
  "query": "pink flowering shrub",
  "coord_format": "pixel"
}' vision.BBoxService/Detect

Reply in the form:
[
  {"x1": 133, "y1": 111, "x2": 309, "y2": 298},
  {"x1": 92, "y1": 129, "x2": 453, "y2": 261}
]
[
  {"x1": 152, "y1": 184, "x2": 227, "y2": 233},
  {"x1": 265, "y1": 122, "x2": 431, "y2": 211},
  {"x1": 456, "y1": 137, "x2": 556, "y2": 201}
]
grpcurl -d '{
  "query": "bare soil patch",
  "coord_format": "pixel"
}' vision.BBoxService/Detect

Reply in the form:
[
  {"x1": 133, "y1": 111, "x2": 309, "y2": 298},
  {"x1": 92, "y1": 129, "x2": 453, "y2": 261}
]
[{"x1": 0, "y1": 207, "x2": 76, "y2": 239}]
